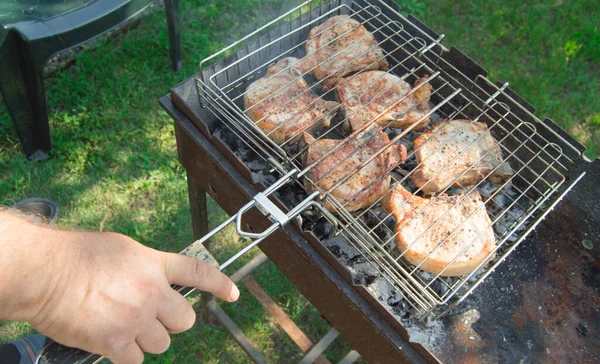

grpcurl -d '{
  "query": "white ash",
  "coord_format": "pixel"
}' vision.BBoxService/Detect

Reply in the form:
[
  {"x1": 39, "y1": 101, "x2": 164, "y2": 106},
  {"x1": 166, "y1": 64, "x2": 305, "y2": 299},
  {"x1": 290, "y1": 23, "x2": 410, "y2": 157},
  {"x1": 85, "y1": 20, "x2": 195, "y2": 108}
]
[
  {"x1": 348, "y1": 262, "x2": 380, "y2": 285},
  {"x1": 321, "y1": 232, "x2": 450, "y2": 343},
  {"x1": 251, "y1": 170, "x2": 277, "y2": 185},
  {"x1": 213, "y1": 127, "x2": 269, "y2": 173},
  {"x1": 357, "y1": 206, "x2": 395, "y2": 244},
  {"x1": 477, "y1": 181, "x2": 530, "y2": 245},
  {"x1": 322, "y1": 234, "x2": 362, "y2": 261},
  {"x1": 406, "y1": 317, "x2": 447, "y2": 349},
  {"x1": 366, "y1": 276, "x2": 448, "y2": 349},
  {"x1": 245, "y1": 159, "x2": 268, "y2": 172}
]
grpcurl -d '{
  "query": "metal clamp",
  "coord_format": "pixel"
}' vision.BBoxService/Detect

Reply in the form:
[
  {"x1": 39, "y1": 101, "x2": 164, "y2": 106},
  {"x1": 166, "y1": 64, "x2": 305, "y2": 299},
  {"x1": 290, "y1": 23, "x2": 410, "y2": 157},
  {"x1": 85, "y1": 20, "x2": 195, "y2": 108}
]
[{"x1": 190, "y1": 169, "x2": 337, "y2": 271}]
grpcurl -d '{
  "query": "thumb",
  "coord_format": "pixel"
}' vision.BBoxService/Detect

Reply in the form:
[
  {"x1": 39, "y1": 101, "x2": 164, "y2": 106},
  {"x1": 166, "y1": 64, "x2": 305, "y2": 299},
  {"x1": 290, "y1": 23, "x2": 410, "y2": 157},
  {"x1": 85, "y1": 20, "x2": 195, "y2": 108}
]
[{"x1": 162, "y1": 253, "x2": 239, "y2": 302}]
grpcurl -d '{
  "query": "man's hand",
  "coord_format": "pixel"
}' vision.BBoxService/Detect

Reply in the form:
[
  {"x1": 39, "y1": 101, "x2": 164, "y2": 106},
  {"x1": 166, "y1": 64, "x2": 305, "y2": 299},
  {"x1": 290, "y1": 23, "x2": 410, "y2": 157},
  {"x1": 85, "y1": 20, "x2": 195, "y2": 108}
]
[{"x1": 0, "y1": 211, "x2": 239, "y2": 363}]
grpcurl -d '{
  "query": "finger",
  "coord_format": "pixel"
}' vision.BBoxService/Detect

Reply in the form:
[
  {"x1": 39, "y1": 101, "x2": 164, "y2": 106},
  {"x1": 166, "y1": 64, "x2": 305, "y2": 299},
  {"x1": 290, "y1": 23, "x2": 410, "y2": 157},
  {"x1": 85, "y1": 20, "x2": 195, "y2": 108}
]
[
  {"x1": 135, "y1": 320, "x2": 171, "y2": 354},
  {"x1": 158, "y1": 288, "x2": 196, "y2": 333},
  {"x1": 107, "y1": 341, "x2": 144, "y2": 364},
  {"x1": 163, "y1": 253, "x2": 240, "y2": 302}
]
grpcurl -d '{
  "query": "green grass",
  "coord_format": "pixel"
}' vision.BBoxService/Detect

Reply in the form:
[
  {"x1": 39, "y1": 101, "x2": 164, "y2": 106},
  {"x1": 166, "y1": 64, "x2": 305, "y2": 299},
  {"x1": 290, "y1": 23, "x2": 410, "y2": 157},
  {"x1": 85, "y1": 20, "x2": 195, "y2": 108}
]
[{"x1": 0, "y1": 0, "x2": 598, "y2": 362}]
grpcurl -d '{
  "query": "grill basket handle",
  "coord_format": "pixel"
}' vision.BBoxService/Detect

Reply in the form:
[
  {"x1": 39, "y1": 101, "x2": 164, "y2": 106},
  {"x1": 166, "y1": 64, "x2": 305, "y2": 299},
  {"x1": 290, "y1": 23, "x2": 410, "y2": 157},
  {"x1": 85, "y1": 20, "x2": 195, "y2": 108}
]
[{"x1": 36, "y1": 171, "x2": 335, "y2": 363}]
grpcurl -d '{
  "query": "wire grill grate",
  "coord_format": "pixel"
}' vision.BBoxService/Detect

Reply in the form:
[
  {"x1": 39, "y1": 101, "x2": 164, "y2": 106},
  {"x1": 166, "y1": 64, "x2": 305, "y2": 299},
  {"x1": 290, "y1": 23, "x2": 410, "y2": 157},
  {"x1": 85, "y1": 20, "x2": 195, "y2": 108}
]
[{"x1": 195, "y1": 0, "x2": 582, "y2": 318}]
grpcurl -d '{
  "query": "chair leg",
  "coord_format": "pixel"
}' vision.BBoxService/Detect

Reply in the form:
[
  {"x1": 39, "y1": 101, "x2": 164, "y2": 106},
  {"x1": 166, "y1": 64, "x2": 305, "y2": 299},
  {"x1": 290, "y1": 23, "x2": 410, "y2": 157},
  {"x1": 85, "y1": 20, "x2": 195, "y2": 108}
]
[
  {"x1": 165, "y1": 0, "x2": 182, "y2": 71},
  {"x1": 0, "y1": 31, "x2": 50, "y2": 160}
]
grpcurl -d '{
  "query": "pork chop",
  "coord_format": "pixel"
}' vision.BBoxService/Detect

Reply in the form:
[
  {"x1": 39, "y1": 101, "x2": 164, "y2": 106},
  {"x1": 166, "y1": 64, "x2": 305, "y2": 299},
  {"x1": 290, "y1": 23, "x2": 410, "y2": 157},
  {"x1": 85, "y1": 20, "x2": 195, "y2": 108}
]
[
  {"x1": 412, "y1": 120, "x2": 513, "y2": 194},
  {"x1": 304, "y1": 126, "x2": 407, "y2": 212},
  {"x1": 336, "y1": 71, "x2": 432, "y2": 132},
  {"x1": 244, "y1": 57, "x2": 339, "y2": 145},
  {"x1": 304, "y1": 15, "x2": 389, "y2": 91},
  {"x1": 383, "y1": 184, "x2": 496, "y2": 277}
]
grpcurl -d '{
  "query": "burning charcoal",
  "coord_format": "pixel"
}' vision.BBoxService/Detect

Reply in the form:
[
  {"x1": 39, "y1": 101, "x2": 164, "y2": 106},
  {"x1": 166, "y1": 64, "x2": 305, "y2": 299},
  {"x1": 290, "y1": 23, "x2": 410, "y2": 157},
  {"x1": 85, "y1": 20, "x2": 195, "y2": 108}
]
[
  {"x1": 400, "y1": 311, "x2": 411, "y2": 323},
  {"x1": 418, "y1": 271, "x2": 434, "y2": 282},
  {"x1": 322, "y1": 234, "x2": 361, "y2": 262},
  {"x1": 367, "y1": 277, "x2": 394, "y2": 301},
  {"x1": 429, "y1": 111, "x2": 443, "y2": 126},
  {"x1": 445, "y1": 185, "x2": 463, "y2": 196},
  {"x1": 214, "y1": 127, "x2": 238, "y2": 148},
  {"x1": 313, "y1": 219, "x2": 334, "y2": 239},
  {"x1": 282, "y1": 141, "x2": 303, "y2": 160},
  {"x1": 429, "y1": 280, "x2": 449, "y2": 297},
  {"x1": 348, "y1": 265, "x2": 377, "y2": 286},
  {"x1": 212, "y1": 128, "x2": 223, "y2": 140},
  {"x1": 399, "y1": 155, "x2": 418, "y2": 172},
  {"x1": 493, "y1": 193, "x2": 507, "y2": 209},
  {"x1": 387, "y1": 290, "x2": 403, "y2": 307},
  {"x1": 245, "y1": 159, "x2": 267, "y2": 171},
  {"x1": 353, "y1": 261, "x2": 379, "y2": 276},
  {"x1": 273, "y1": 185, "x2": 307, "y2": 210},
  {"x1": 347, "y1": 254, "x2": 369, "y2": 266},
  {"x1": 327, "y1": 244, "x2": 342, "y2": 257},
  {"x1": 357, "y1": 209, "x2": 394, "y2": 242},
  {"x1": 477, "y1": 181, "x2": 498, "y2": 199},
  {"x1": 251, "y1": 171, "x2": 277, "y2": 185}
]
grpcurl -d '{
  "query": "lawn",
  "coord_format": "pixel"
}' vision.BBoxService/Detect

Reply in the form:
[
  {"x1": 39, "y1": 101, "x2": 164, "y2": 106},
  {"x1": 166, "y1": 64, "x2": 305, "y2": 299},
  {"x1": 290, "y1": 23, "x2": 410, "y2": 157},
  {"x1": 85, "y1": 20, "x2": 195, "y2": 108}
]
[{"x1": 0, "y1": 0, "x2": 598, "y2": 362}]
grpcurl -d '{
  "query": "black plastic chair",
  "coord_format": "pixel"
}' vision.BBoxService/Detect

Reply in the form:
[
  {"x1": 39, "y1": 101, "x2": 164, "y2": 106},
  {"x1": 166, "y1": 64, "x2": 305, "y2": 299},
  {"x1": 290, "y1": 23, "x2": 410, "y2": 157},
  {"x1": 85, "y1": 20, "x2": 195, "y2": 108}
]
[{"x1": 0, "y1": 0, "x2": 181, "y2": 160}]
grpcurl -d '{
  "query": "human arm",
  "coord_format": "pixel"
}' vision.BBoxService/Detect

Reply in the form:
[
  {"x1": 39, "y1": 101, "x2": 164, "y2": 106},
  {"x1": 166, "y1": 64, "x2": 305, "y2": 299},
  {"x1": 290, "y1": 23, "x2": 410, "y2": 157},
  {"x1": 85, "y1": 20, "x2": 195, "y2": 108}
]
[{"x1": 0, "y1": 210, "x2": 239, "y2": 363}]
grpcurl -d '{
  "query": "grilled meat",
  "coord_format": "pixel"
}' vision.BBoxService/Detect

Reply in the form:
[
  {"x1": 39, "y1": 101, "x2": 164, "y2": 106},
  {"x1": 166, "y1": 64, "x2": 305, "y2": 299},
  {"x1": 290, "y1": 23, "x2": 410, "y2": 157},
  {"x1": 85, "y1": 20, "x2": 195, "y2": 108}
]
[
  {"x1": 412, "y1": 120, "x2": 513, "y2": 194},
  {"x1": 383, "y1": 184, "x2": 496, "y2": 277},
  {"x1": 304, "y1": 15, "x2": 389, "y2": 91},
  {"x1": 304, "y1": 125, "x2": 407, "y2": 212},
  {"x1": 244, "y1": 57, "x2": 339, "y2": 145},
  {"x1": 336, "y1": 71, "x2": 432, "y2": 132}
]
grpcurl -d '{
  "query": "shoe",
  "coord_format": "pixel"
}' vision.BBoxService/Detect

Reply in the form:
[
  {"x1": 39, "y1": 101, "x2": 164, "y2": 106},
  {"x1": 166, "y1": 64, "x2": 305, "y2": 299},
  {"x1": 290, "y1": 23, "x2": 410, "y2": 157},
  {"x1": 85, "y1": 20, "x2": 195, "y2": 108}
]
[
  {"x1": 0, "y1": 334, "x2": 47, "y2": 364},
  {"x1": 11, "y1": 198, "x2": 59, "y2": 225}
]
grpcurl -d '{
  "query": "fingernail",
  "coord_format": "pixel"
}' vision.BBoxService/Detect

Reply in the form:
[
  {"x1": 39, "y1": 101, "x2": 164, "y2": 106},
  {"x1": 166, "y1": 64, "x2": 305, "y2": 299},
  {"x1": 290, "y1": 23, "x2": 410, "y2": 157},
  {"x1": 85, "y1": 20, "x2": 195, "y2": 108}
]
[{"x1": 229, "y1": 284, "x2": 240, "y2": 302}]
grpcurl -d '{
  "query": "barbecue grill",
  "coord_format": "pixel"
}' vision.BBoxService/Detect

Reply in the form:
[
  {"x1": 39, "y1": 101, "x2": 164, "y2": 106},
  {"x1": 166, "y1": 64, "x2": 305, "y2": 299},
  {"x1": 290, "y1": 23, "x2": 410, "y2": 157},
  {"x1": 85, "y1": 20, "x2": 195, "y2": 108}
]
[
  {"x1": 193, "y1": 0, "x2": 584, "y2": 318},
  {"x1": 40, "y1": 0, "x2": 598, "y2": 362}
]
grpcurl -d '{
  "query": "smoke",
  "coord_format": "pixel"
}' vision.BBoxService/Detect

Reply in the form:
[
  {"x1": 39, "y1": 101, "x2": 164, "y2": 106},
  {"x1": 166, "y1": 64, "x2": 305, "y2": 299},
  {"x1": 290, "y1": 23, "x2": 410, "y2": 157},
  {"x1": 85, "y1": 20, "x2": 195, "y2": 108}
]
[{"x1": 203, "y1": 0, "x2": 309, "y2": 47}]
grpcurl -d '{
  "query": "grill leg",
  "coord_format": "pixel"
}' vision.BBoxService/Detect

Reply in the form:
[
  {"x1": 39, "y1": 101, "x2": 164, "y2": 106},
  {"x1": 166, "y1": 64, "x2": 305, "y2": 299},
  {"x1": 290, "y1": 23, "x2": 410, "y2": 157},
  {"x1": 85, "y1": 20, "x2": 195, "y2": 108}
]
[
  {"x1": 187, "y1": 172, "x2": 209, "y2": 242},
  {"x1": 186, "y1": 173, "x2": 215, "y2": 323},
  {"x1": 164, "y1": 0, "x2": 181, "y2": 71}
]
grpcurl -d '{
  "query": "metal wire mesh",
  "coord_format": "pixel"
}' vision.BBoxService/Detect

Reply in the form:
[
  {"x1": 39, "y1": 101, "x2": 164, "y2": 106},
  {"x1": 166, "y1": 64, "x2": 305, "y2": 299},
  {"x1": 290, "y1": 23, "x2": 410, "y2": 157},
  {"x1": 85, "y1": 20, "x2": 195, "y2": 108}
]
[{"x1": 194, "y1": 0, "x2": 582, "y2": 317}]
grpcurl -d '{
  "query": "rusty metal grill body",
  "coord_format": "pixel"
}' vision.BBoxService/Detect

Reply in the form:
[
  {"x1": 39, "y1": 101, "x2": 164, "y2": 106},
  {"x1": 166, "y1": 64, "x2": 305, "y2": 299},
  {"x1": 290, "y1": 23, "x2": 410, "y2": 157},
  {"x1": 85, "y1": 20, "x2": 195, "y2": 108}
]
[{"x1": 194, "y1": 0, "x2": 585, "y2": 318}]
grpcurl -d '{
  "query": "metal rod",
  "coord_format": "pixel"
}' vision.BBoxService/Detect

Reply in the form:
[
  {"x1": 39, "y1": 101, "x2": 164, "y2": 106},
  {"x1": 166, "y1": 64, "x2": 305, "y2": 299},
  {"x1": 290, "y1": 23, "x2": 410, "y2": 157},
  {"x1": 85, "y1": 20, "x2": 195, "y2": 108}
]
[
  {"x1": 299, "y1": 328, "x2": 339, "y2": 364},
  {"x1": 207, "y1": 299, "x2": 268, "y2": 364}
]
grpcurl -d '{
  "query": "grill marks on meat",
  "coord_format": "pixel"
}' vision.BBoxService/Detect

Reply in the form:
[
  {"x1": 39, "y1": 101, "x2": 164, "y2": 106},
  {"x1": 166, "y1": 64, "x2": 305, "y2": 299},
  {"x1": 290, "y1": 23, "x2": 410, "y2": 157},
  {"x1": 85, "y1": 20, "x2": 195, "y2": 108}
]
[
  {"x1": 303, "y1": 126, "x2": 407, "y2": 212},
  {"x1": 412, "y1": 120, "x2": 514, "y2": 194},
  {"x1": 383, "y1": 184, "x2": 496, "y2": 277},
  {"x1": 244, "y1": 57, "x2": 339, "y2": 145},
  {"x1": 304, "y1": 15, "x2": 389, "y2": 91},
  {"x1": 336, "y1": 71, "x2": 432, "y2": 132}
]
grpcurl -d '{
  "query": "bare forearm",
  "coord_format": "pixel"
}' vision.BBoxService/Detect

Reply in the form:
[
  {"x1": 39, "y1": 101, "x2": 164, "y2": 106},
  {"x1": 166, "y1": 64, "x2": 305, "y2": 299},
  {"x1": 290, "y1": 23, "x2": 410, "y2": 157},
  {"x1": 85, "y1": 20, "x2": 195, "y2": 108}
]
[
  {"x1": 0, "y1": 210, "x2": 69, "y2": 321},
  {"x1": 0, "y1": 209, "x2": 238, "y2": 363}
]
